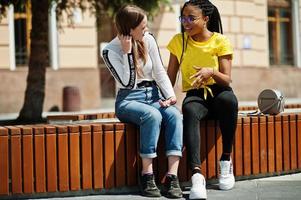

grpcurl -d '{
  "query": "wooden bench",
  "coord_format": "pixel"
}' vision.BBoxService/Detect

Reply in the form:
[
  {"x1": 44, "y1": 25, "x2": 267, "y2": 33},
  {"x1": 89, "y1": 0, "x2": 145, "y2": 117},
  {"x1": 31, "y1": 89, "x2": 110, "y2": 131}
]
[{"x1": 0, "y1": 112, "x2": 301, "y2": 198}]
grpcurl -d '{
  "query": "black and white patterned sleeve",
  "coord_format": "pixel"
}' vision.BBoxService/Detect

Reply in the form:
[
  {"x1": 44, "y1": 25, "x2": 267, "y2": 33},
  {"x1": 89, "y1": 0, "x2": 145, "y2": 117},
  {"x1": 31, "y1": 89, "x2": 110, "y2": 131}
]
[{"x1": 102, "y1": 49, "x2": 136, "y2": 89}]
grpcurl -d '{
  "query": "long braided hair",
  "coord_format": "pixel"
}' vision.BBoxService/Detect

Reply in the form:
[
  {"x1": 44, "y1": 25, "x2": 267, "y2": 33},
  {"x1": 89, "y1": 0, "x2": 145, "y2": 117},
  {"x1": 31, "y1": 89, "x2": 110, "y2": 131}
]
[{"x1": 179, "y1": 0, "x2": 223, "y2": 65}]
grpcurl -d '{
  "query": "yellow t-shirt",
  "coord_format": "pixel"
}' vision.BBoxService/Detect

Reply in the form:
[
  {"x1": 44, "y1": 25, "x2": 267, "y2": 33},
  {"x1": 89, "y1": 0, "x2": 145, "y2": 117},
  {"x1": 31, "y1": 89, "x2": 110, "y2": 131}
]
[{"x1": 167, "y1": 32, "x2": 233, "y2": 92}]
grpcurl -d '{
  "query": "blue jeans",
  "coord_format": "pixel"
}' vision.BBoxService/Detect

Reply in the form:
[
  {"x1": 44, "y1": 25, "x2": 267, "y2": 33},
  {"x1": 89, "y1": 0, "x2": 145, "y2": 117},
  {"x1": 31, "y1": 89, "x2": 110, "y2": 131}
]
[{"x1": 115, "y1": 85, "x2": 183, "y2": 159}]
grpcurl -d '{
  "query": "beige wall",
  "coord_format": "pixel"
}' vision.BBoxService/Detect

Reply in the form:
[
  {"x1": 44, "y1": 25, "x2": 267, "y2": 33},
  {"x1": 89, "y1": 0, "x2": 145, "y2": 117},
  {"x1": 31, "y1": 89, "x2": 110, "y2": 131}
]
[
  {"x1": 150, "y1": 4, "x2": 180, "y2": 66},
  {"x1": 58, "y1": 10, "x2": 97, "y2": 68},
  {"x1": 0, "y1": 17, "x2": 9, "y2": 69}
]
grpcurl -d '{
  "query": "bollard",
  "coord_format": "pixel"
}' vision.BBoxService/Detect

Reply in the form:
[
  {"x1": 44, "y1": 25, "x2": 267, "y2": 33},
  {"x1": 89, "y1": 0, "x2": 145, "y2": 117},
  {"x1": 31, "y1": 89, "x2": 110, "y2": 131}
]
[{"x1": 63, "y1": 86, "x2": 81, "y2": 112}]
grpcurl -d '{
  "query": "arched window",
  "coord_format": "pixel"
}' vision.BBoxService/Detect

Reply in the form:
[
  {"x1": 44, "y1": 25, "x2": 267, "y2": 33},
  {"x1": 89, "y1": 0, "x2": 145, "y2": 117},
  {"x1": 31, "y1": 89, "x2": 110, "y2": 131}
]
[{"x1": 268, "y1": 0, "x2": 293, "y2": 66}]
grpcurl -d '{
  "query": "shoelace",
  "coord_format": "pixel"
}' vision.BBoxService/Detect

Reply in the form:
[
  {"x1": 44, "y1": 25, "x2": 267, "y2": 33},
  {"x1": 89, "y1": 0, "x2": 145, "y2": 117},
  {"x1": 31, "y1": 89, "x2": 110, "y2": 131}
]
[
  {"x1": 169, "y1": 179, "x2": 180, "y2": 188},
  {"x1": 145, "y1": 178, "x2": 156, "y2": 189}
]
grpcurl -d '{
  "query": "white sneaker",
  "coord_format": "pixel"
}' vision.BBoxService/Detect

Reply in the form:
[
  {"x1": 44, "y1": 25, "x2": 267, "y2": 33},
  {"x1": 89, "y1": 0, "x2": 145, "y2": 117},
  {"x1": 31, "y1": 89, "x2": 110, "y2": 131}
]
[
  {"x1": 218, "y1": 159, "x2": 235, "y2": 190},
  {"x1": 189, "y1": 173, "x2": 207, "y2": 199}
]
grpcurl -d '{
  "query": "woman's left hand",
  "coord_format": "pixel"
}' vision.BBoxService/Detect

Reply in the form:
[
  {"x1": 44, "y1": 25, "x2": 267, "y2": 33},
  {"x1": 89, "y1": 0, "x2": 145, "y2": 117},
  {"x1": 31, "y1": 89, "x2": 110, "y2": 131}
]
[
  {"x1": 159, "y1": 96, "x2": 177, "y2": 107},
  {"x1": 190, "y1": 66, "x2": 214, "y2": 88}
]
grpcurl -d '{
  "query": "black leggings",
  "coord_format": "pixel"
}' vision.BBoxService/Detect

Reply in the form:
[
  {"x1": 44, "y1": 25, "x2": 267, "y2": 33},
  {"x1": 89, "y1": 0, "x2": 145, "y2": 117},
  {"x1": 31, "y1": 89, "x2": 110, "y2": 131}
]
[{"x1": 182, "y1": 84, "x2": 238, "y2": 170}]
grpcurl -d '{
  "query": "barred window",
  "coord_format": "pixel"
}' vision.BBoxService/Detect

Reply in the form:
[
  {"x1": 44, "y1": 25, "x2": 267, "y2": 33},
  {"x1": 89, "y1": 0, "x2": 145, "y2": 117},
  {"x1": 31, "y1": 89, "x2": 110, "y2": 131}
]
[{"x1": 268, "y1": 0, "x2": 293, "y2": 66}]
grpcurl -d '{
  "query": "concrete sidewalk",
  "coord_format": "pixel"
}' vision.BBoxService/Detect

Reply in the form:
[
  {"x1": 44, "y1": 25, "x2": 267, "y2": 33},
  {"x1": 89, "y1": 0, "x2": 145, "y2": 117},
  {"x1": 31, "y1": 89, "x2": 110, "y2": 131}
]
[{"x1": 29, "y1": 173, "x2": 301, "y2": 200}]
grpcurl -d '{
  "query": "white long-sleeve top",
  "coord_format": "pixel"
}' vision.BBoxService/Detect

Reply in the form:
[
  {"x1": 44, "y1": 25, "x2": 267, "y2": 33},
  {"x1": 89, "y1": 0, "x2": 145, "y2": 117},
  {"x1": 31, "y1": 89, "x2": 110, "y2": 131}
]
[{"x1": 101, "y1": 32, "x2": 175, "y2": 99}]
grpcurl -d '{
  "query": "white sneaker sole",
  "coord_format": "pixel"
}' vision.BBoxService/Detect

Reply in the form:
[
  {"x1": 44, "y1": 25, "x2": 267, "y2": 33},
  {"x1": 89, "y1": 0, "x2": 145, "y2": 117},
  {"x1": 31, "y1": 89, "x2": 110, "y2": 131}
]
[
  {"x1": 219, "y1": 182, "x2": 235, "y2": 190},
  {"x1": 189, "y1": 189, "x2": 207, "y2": 199}
]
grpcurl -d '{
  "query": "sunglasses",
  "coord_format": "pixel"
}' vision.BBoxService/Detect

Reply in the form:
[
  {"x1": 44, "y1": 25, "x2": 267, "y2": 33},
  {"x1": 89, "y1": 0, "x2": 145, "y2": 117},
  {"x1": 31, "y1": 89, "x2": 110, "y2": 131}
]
[{"x1": 179, "y1": 15, "x2": 201, "y2": 24}]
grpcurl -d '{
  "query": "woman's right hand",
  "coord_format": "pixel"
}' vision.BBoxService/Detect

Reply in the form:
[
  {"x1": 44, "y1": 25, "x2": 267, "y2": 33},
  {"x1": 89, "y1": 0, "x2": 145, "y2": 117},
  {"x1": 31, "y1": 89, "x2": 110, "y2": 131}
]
[
  {"x1": 159, "y1": 96, "x2": 177, "y2": 107},
  {"x1": 118, "y1": 35, "x2": 132, "y2": 54}
]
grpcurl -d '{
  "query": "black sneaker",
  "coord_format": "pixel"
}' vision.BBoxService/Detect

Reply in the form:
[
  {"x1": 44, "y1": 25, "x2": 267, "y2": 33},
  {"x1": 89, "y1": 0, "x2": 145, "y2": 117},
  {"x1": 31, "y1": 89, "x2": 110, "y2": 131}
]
[
  {"x1": 163, "y1": 174, "x2": 183, "y2": 198},
  {"x1": 140, "y1": 174, "x2": 161, "y2": 197}
]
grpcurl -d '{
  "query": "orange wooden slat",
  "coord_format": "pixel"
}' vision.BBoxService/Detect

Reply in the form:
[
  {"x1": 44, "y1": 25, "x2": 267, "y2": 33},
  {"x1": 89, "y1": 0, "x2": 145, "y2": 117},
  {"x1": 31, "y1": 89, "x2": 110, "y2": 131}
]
[
  {"x1": 108, "y1": 112, "x2": 116, "y2": 118},
  {"x1": 242, "y1": 117, "x2": 251, "y2": 176},
  {"x1": 157, "y1": 129, "x2": 168, "y2": 183},
  {"x1": 68, "y1": 125, "x2": 80, "y2": 191},
  {"x1": 234, "y1": 118, "x2": 243, "y2": 176},
  {"x1": 20, "y1": 126, "x2": 34, "y2": 194},
  {"x1": 8, "y1": 126, "x2": 23, "y2": 194},
  {"x1": 297, "y1": 114, "x2": 301, "y2": 168},
  {"x1": 206, "y1": 120, "x2": 216, "y2": 179},
  {"x1": 103, "y1": 124, "x2": 115, "y2": 188},
  {"x1": 259, "y1": 116, "x2": 267, "y2": 174},
  {"x1": 115, "y1": 123, "x2": 126, "y2": 187},
  {"x1": 267, "y1": 116, "x2": 275, "y2": 173},
  {"x1": 289, "y1": 114, "x2": 297, "y2": 170},
  {"x1": 45, "y1": 126, "x2": 57, "y2": 192},
  {"x1": 178, "y1": 146, "x2": 188, "y2": 182},
  {"x1": 92, "y1": 124, "x2": 103, "y2": 189},
  {"x1": 0, "y1": 127, "x2": 9, "y2": 195},
  {"x1": 125, "y1": 124, "x2": 138, "y2": 186},
  {"x1": 81, "y1": 125, "x2": 92, "y2": 190},
  {"x1": 33, "y1": 126, "x2": 46, "y2": 193},
  {"x1": 275, "y1": 115, "x2": 283, "y2": 172},
  {"x1": 251, "y1": 117, "x2": 259, "y2": 175},
  {"x1": 56, "y1": 125, "x2": 69, "y2": 192},
  {"x1": 47, "y1": 114, "x2": 84, "y2": 122},
  {"x1": 102, "y1": 113, "x2": 109, "y2": 119},
  {"x1": 281, "y1": 115, "x2": 290, "y2": 171}
]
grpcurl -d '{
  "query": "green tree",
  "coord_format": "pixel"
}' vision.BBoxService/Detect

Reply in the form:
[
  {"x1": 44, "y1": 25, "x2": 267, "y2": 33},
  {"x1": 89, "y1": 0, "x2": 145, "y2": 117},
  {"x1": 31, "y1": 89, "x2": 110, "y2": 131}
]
[{"x1": 0, "y1": 0, "x2": 170, "y2": 124}]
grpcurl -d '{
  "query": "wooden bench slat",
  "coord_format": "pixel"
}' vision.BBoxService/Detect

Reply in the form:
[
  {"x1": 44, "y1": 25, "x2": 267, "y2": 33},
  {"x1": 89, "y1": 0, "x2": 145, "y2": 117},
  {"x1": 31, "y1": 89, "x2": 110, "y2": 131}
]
[
  {"x1": 242, "y1": 118, "x2": 251, "y2": 176},
  {"x1": 207, "y1": 121, "x2": 216, "y2": 179},
  {"x1": 251, "y1": 117, "x2": 260, "y2": 175},
  {"x1": 81, "y1": 125, "x2": 93, "y2": 190},
  {"x1": 125, "y1": 124, "x2": 138, "y2": 186},
  {"x1": 297, "y1": 114, "x2": 301, "y2": 169},
  {"x1": 92, "y1": 124, "x2": 104, "y2": 189},
  {"x1": 267, "y1": 116, "x2": 275, "y2": 173},
  {"x1": 289, "y1": 115, "x2": 297, "y2": 170},
  {"x1": 103, "y1": 124, "x2": 115, "y2": 188},
  {"x1": 259, "y1": 116, "x2": 268, "y2": 174},
  {"x1": 69, "y1": 126, "x2": 80, "y2": 191},
  {"x1": 34, "y1": 127, "x2": 46, "y2": 193},
  {"x1": 234, "y1": 118, "x2": 243, "y2": 176},
  {"x1": 282, "y1": 116, "x2": 290, "y2": 171},
  {"x1": 115, "y1": 124, "x2": 126, "y2": 187},
  {"x1": 45, "y1": 127, "x2": 57, "y2": 192},
  {"x1": 10, "y1": 127, "x2": 23, "y2": 194},
  {"x1": 57, "y1": 127, "x2": 69, "y2": 192},
  {"x1": 0, "y1": 128, "x2": 9, "y2": 195},
  {"x1": 22, "y1": 127, "x2": 34, "y2": 194},
  {"x1": 275, "y1": 116, "x2": 283, "y2": 172}
]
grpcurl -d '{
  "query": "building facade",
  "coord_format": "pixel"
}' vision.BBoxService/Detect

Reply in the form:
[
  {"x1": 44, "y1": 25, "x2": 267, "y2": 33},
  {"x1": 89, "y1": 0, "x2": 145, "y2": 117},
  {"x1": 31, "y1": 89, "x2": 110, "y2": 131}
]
[{"x1": 0, "y1": 0, "x2": 301, "y2": 113}]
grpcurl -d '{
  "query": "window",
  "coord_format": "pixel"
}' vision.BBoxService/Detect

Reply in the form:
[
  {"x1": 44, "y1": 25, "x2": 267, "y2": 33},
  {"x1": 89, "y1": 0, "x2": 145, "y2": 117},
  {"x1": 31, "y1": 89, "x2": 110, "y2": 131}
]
[
  {"x1": 14, "y1": 0, "x2": 31, "y2": 66},
  {"x1": 268, "y1": 0, "x2": 293, "y2": 66}
]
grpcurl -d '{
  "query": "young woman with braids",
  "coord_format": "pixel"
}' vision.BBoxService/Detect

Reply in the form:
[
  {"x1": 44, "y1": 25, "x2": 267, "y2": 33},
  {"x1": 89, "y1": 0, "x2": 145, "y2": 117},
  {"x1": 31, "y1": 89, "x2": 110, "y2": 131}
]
[
  {"x1": 101, "y1": 5, "x2": 183, "y2": 198},
  {"x1": 167, "y1": 0, "x2": 238, "y2": 198}
]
